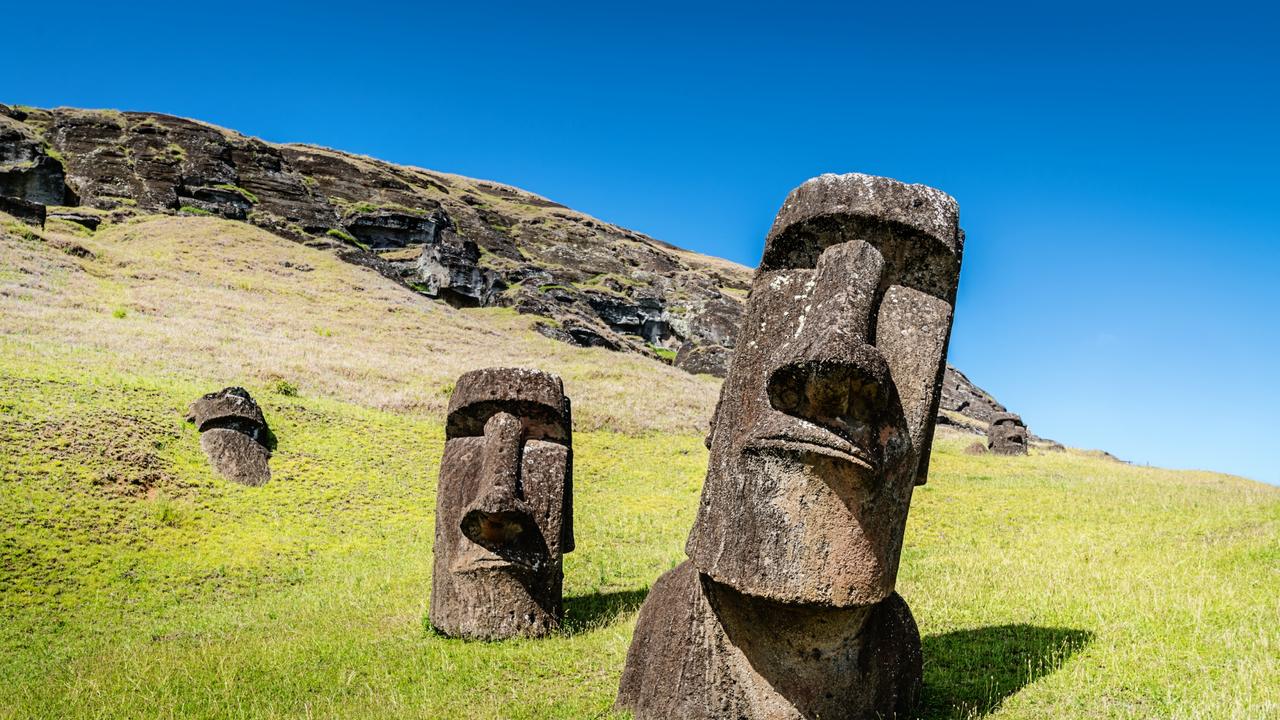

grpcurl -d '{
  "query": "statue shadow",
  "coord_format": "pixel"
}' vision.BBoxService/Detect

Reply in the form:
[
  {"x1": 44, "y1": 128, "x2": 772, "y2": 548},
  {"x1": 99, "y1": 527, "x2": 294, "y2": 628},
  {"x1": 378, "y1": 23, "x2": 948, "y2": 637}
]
[
  {"x1": 918, "y1": 624, "x2": 1092, "y2": 719},
  {"x1": 561, "y1": 588, "x2": 649, "y2": 635}
]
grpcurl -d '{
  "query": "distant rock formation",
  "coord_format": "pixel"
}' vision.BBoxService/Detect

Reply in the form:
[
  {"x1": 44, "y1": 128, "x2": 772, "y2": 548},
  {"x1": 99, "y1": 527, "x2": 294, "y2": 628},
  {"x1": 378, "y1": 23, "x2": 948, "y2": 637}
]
[
  {"x1": 0, "y1": 103, "x2": 745, "y2": 368},
  {"x1": 0, "y1": 103, "x2": 1030, "y2": 435}
]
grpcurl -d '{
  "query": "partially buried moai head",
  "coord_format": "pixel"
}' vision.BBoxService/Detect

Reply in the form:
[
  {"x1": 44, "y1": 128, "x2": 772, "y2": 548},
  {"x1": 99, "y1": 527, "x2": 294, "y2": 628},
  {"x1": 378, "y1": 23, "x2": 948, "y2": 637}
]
[
  {"x1": 186, "y1": 387, "x2": 273, "y2": 486},
  {"x1": 987, "y1": 412, "x2": 1028, "y2": 455},
  {"x1": 686, "y1": 173, "x2": 964, "y2": 607},
  {"x1": 429, "y1": 367, "x2": 573, "y2": 639}
]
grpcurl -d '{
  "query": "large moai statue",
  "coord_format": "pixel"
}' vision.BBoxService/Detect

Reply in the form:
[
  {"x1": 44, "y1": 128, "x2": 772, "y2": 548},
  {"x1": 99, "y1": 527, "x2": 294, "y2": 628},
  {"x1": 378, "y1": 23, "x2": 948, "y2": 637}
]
[
  {"x1": 617, "y1": 174, "x2": 965, "y2": 719},
  {"x1": 429, "y1": 367, "x2": 574, "y2": 640},
  {"x1": 987, "y1": 412, "x2": 1029, "y2": 455},
  {"x1": 186, "y1": 387, "x2": 273, "y2": 486}
]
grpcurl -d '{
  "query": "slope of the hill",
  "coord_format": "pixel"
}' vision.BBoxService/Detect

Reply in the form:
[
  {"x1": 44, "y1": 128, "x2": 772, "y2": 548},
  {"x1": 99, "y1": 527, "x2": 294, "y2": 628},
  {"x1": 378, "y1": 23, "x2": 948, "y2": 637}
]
[
  {"x1": 0, "y1": 103, "x2": 1023, "y2": 440},
  {"x1": 2, "y1": 213, "x2": 1278, "y2": 719},
  {"x1": 0, "y1": 103, "x2": 749, "y2": 372},
  {"x1": 0, "y1": 212, "x2": 721, "y2": 433}
]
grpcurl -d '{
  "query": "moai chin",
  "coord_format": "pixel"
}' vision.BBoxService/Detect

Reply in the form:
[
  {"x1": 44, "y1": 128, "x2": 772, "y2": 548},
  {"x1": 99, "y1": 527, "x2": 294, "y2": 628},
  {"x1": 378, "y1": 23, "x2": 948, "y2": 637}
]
[
  {"x1": 186, "y1": 387, "x2": 272, "y2": 486},
  {"x1": 429, "y1": 367, "x2": 574, "y2": 640},
  {"x1": 617, "y1": 173, "x2": 965, "y2": 719},
  {"x1": 987, "y1": 412, "x2": 1029, "y2": 455}
]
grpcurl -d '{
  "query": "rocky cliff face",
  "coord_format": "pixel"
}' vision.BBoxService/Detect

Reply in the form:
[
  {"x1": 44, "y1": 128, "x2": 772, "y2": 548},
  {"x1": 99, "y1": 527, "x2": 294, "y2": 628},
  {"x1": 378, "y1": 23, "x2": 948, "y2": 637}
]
[
  {"x1": 0, "y1": 103, "x2": 1020, "y2": 434},
  {"x1": 0, "y1": 104, "x2": 750, "y2": 373}
]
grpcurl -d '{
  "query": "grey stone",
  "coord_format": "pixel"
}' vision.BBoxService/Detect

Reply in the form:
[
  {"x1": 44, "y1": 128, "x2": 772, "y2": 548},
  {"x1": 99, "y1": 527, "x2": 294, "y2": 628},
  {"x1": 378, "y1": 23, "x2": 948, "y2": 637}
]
[
  {"x1": 430, "y1": 367, "x2": 574, "y2": 639},
  {"x1": 987, "y1": 412, "x2": 1029, "y2": 455},
  {"x1": 200, "y1": 429, "x2": 271, "y2": 487},
  {"x1": 414, "y1": 226, "x2": 502, "y2": 307},
  {"x1": 186, "y1": 387, "x2": 272, "y2": 485},
  {"x1": 0, "y1": 195, "x2": 46, "y2": 227},
  {"x1": 618, "y1": 173, "x2": 964, "y2": 719}
]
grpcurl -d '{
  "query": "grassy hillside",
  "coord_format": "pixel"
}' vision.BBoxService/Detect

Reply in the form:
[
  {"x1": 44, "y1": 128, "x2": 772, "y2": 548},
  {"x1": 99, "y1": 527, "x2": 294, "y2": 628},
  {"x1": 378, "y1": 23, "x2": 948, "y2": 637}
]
[{"x1": 2, "y1": 215, "x2": 1277, "y2": 719}]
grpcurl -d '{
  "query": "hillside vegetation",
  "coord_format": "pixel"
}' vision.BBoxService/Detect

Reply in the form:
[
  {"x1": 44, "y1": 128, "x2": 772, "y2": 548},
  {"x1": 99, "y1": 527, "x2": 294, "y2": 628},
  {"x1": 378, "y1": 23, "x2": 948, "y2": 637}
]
[{"x1": 2, "y1": 215, "x2": 1278, "y2": 719}]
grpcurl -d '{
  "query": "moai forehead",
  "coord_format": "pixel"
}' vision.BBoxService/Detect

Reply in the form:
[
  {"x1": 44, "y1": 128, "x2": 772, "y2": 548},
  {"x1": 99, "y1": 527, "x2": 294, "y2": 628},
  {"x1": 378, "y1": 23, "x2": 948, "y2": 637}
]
[
  {"x1": 186, "y1": 386, "x2": 266, "y2": 432},
  {"x1": 446, "y1": 367, "x2": 571, "y2": 443},
  {"x1": 762, "y1": 173, "x2": 962, "y2": 283}
]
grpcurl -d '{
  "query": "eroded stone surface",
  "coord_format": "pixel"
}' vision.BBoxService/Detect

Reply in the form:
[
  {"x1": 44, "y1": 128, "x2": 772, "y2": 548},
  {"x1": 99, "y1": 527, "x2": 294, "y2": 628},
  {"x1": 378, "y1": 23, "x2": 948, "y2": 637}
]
[
  {"x1": 987, "y1": 412, "x2": 1029, "y2": 455},
  {"x1": 430, "y1": 367, "x2": 574, "y2": 639},
  {"x1": 618, "y1": 173, "x2": 963, "y2": 719},
  {"x1": 186, "y1": 387, "x2": 271, "y2": 485}
]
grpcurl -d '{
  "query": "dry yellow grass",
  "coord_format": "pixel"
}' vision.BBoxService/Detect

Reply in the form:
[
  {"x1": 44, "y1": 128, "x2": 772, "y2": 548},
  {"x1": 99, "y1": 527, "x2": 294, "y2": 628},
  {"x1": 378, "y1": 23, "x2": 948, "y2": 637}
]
[{"x1": 0, "y1": 213, "x2": 721, "y2": 433}]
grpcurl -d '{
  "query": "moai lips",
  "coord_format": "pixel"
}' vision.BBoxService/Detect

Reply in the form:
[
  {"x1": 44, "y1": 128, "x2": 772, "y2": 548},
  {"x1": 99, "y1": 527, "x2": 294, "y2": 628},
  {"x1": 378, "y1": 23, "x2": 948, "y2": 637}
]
[
  {"x1": 988, "y1": 412, "x2": 1029, "y2": 455},
  {"x1": 618, "y1": 173, "x2": 965, "y2": 719},
  {"x1": 429, "y1": 367, "x2": 574, "y2": 640},
  {"x1": 186, "y1": 387, "x2": 272, "y2": 486}
]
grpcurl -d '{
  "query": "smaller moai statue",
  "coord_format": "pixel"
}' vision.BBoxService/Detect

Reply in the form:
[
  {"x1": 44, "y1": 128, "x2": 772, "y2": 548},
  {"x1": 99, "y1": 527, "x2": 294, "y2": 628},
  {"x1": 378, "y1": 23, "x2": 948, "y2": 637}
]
[
  {"x1": 429, "y1": 367, "x2": 574, "y2": 640},
  {"x1": 186, "y1": 387, "x2": 272, "y2": 486},
  {"x1": 987, "y1": 412, "x2": 1029, "y2": 455}
]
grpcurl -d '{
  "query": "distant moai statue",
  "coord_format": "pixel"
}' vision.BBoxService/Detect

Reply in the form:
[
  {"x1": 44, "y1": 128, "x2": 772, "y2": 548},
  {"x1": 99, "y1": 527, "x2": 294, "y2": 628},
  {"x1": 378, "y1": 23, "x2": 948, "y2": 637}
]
[
  {"x1": 186, "y1": 387, "x2": 273, "y2": 486},
  {"x1": 616, "y1": 174, "x2": 965, "y2": 719},
  {"x1": 429, "y1": 367, "x2": 574, "y2": 639},
  {"x1": 987, "y1": 412, "x2": 1029, "y2": 455}
]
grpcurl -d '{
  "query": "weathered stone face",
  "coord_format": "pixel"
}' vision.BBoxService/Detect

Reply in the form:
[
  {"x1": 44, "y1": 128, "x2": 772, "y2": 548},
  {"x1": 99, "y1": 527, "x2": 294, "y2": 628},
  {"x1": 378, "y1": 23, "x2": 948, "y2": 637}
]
[
  {"x1": 686, "y1": 173, "x2": 963, "y2": 607},
  {"x1": 186, "y1": 387, "x2": 272, "y2": 486},
  {"x1": 988, "y1": 412, "x2": 1029, "y2": 455},
  {"x1": 618, "y1": 174, "x2": 963, "y2": 720},
  {"x1": 429, "y1": 367, "x2": 574, "y2": 640}
]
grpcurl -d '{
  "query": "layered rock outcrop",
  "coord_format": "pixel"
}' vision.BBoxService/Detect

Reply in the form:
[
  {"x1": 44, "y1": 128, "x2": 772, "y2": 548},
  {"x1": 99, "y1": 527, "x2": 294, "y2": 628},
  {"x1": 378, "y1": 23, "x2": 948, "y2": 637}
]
[
  {"x1": 0, "y1": 103, "x2": 745, "y2": 366},
  {"x1": 0, "y1": 103, "x2": 1027, "y2": 435}
]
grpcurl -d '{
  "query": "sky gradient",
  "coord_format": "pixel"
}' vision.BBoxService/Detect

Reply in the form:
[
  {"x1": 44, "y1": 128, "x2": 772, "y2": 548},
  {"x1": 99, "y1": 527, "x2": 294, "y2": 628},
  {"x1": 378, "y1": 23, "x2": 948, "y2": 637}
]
[{"x1": 4, "y1": 1, "x2": 1277, "y2": 483}]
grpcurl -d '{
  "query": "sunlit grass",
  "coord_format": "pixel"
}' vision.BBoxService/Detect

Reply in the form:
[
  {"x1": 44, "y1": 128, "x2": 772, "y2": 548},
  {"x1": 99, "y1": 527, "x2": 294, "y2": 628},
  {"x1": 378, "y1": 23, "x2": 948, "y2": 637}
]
[{"x1": 1, "y1": 216, "x2": 1277, "y2": 718}]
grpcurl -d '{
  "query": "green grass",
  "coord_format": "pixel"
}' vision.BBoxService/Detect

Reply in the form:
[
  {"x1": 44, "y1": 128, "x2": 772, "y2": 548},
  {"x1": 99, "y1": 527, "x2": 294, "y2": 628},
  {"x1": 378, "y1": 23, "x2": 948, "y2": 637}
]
[
  {"x1": 0, "y1": 214, "x2": 1277, "y2": 718},
  {"x1": 0, "y1": 349, "x2": 1275, "y2": 719},
  {"x1": 652, "y1": 346, "x2": 677, "y2": 362}
]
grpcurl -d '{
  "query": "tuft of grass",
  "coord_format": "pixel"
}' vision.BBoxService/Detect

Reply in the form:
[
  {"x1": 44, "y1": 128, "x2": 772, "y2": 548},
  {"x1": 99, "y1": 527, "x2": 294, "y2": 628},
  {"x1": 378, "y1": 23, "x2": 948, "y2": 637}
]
[
  {"x1": 652, "y1": 346, "x2": 677, "y2": 363},
  {"x1": 215, "y1": 183, "x2": 259, "y2": 204},
  {"x1": 268, "y1": 378, "x2": 299, "y2": 397},
  {"x1": 326, "y1": 227, "x2": 369, "y2": 251},
  {"x1": 111, "y1": 307, "x2": 128, "y2": 319},
  {"x1": 178, "y1": 205, "x2": 213, "y2": 216}
]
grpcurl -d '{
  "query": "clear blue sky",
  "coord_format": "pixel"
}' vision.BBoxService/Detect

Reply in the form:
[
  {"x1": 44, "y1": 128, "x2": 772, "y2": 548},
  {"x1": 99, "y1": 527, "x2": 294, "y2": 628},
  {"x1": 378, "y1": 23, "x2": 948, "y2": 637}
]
[{"x1": 5, "y1": 1, "x2": 1277, "y2": 484}]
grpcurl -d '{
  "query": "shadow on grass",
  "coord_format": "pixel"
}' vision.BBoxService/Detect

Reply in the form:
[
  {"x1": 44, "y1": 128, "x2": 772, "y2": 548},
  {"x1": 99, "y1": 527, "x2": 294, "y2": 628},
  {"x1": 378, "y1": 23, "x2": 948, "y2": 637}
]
[
  {"x1": 562, "y1": 588, "x2": 649, "y2": 635},
  {"x1": 919, "y1": 624, "x2": 1092, "y2": 719}
]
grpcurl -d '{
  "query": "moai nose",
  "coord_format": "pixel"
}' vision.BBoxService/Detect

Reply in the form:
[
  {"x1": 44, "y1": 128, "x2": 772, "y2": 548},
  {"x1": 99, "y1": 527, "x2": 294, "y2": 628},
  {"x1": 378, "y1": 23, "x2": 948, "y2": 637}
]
[{"x1": 461, "y1": 411, "x2": 538, "y2": 551}]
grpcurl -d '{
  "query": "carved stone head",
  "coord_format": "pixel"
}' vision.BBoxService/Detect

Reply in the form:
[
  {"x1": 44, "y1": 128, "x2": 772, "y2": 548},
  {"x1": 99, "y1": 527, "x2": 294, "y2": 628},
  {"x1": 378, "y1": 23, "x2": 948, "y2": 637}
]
[
  {"x1": 987, "y1": 412, "x2": 1028, "y2": 455},
  {"x1": 686, "y1": 173, "x2": 963, "y2": 607},
  {"x1": 186, "y1": 387, "x2": 273, "y2": 486},
  {"x1": 429, "y1": 367, "x2": 574, "y2": 639}
]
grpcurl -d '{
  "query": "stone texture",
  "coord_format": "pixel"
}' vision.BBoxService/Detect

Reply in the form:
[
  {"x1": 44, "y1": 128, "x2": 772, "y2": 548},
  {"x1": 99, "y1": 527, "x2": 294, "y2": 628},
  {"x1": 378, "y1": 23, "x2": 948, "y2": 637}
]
[
  {"x1": 987, "y1": 412, "x2": 1029, "y2": 455},
  {"x1": 0, "y1": 195, "x2": 46, "y2": 227},
  {"x1": 186, "y1": 387, "x2": 272, "y2": 485},
  {"x1": 618, "y1": 173, "x2": 964, "y2": 719},
  {"x1": 430, "y1": 367, "x2": 574, "y2": 639},
  {"x1": 618, "y1": 562, "x2": 921, "y2": 719},
  {"x1": 940, "y1": 365, "x2": 1007, "y2": 425}
]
